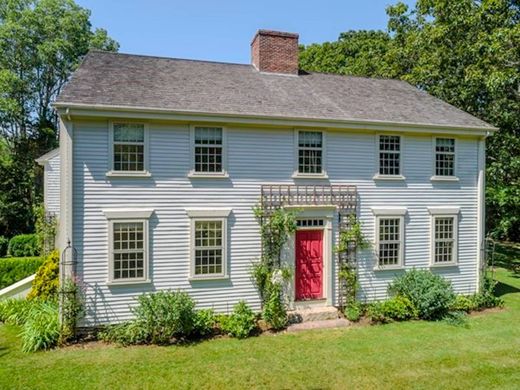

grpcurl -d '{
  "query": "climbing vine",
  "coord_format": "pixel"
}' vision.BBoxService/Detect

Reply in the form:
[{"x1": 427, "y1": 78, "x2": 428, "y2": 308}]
[
  {"x1": 336, "y1": 215, "x2": 369, "y2": 309},
  {"x1": 251, "y1": 206, "x2": 297, "y2": 329}
]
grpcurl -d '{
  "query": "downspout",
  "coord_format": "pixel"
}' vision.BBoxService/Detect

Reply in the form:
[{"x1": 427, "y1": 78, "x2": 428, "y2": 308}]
[{"x1": 476, "y1": 132, "x2": 489, "y2": 292}]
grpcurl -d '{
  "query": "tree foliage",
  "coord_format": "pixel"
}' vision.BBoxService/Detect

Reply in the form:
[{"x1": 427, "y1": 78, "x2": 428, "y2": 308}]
[
  {"x1": 0, "y1": 0, "x2": 118, "y2": 237},
  {"x1": 300, "y1": 0, "x2": 520, "y2": 240}
]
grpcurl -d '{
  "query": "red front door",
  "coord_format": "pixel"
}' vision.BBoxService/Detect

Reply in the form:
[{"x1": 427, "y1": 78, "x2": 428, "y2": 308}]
[{"x1": 295, "y1": 230, "x2": 323, "y2": 300}]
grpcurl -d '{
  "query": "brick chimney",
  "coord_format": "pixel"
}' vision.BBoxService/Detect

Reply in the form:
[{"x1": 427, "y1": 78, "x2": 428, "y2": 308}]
[{"x1": 251, "y1": 30, "x2": 299, "y2": 75}]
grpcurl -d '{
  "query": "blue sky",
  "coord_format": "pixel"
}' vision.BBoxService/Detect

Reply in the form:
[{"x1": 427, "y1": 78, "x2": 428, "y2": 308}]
[{"x1": 77, "y1": 0, "x2": 415, "y2": 63}]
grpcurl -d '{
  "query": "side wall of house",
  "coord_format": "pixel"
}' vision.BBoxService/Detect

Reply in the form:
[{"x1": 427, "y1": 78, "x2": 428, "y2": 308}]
[
  {"x1": 45, "y1": 153, "x2": 61, "y2": 216},
  {"x1": 72, "y1": 119, "x2": 480, "y2": 326}
]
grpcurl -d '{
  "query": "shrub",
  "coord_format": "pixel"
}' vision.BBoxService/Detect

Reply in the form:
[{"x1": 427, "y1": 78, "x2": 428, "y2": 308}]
[
  {"x1": 0, "y1": 298, "x2": 59, "y2": 352},
  {"x1": 7, "y1": 234, "x2": 40, "y2": 257},
  {"x1": 0, "y1": 257, "x2": 44, "y2": 289},
  {"x1": 367, "y1": 296, "x2": 418, "y2": 324},
  {"x1": 132, "y1": 290, "x2": 197, "y2": 344},
  {"x1": 451, "y1": 295, "x2": 478, "y2": 313},
  {"x1": 100, "y1": 290, "x2": 197, "y2": 345},
  {"x1": 344, "y1": 301, "x2": 363, "y2": 322},
  {"x1": 98, "y1": 321, "x2": 149, "y2": 346},
  {"x1": 0, "y1": 236, "x2": 8, "y2": 257},
  {"x1": 262, "y1": 283, "x2": 287, "y2": 330},
  {"x1": 27, "y1": 250, "x2": 59, "y2": 300},
  {"x1": 473, "y1": 273, "x2": 504, "y2": 309},
  {"x1": 220, "y1": 301, "x2": 257, "y2": 339},
  {"x1": 389, "y1": 269, "x2": 455, "y2": 320},
  {"x1": 193, "y1": 309, "x2": 216, "y2": 337}
]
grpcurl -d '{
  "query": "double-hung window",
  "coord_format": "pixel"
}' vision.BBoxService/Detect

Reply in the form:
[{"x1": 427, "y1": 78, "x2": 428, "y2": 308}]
[
  {"x1": 187, "y1": 208, "x2": 231, "y2": 279},
  {"x1": 429, "y1": 207, "x2": 459, "y2": 265},
  {"x1": 373, "y1": 208, "x2": 406, "y2": 269},
  {"x1": 193, "y1": 127, "x2": 224, "y2": 174},
  {"x1": 104, "y1": 209, "x2": 153, "y2": 284},
  {"x1": 434, "y1": 138, "x2": 456, "y2": 177},
  {"x1": 297, "y1": 131, "x2": 323, "y2": 175},
  {"x1": 378, "y1": 135, "x2": 401, "y2": 176},
  {"x1": 111, "y1": 123, "x2": 147, "y2": 173}
]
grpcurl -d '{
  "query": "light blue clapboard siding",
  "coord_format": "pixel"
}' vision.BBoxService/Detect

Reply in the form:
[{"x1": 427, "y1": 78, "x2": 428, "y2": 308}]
[
  {"x1": 73, "y1": 120, "x2": 479, "y2": 326},
  {"x1": 45, "y1": 153, "x2": 61, "y2": 215}
]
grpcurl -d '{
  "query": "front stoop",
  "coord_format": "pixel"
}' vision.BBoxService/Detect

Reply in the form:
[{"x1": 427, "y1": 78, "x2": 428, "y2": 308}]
[
  {"x1": 287, "y1": 318, "x2": 351, "y2": 332},
  {"x1": 288, "y1": 305, "x2": 340, "y2": 324}
]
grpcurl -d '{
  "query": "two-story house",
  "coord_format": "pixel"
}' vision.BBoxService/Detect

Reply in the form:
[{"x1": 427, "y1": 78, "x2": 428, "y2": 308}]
[{"x1": 48, "y1": 30, "x2": 496, "y2": 326}]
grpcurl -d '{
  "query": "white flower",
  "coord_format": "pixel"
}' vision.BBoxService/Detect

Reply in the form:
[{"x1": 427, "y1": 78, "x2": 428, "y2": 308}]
[{"x1": 271, "y1": 269, "x2": 284, "y2": 286}]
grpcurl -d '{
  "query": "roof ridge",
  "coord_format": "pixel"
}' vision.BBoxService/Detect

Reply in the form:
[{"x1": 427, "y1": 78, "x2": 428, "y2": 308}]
[{"x1": 88, "y1": 49, "x2": 252, "y2": 68}]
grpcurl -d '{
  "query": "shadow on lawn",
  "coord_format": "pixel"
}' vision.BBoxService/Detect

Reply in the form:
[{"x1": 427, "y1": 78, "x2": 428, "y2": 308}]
[
  {"x1": 492, "y1": 242, "x2": 520, "y2": 276},
  {"x1": 495, "y1": 280, "x2": 520, "y2": 297}
]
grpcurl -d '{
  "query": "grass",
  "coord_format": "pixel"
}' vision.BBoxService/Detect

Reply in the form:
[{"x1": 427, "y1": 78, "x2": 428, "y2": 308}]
[{"x1": 1, "y1": 260, "x2": 519, "y2": 388}]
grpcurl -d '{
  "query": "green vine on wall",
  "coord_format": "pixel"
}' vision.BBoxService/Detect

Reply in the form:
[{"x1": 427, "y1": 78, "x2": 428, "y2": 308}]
[
  {"x1": 251, "y1": 206, "x2": 297, "y2": 329},
  {"x1": 336, "y1": 215, "x2": 369, "y2": 308}
]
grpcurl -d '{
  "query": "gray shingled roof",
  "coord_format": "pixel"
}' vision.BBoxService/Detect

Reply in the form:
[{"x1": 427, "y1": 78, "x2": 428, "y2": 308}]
[{"x1": 56, "y1": 51, "x2": 493, "y2": 129}]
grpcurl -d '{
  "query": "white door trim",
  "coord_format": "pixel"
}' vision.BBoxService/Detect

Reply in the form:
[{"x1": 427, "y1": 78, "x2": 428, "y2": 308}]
[{"x1": 281, "y1": 208, "x2": 334, "y2": 309}]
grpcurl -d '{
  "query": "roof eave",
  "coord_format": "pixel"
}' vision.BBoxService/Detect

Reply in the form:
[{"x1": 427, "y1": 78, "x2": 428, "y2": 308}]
[{"x1": 52, "y1": 101, "x2": 498, "y2": 135}]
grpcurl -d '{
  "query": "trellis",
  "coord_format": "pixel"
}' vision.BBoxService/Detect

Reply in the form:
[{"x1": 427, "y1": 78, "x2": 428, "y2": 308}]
[{"x1": 259, "y1": 184, "x2": 358, "y2": 308}]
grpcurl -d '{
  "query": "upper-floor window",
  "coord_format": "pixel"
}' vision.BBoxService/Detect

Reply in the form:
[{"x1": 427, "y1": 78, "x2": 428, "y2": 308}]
[
  {"x1": 435, "y1": 138, "x2": 455, "y2": 177},
  {"x1": 111, "y1": 123, "x2": 147, "y2": 173},
  {"x1": 298, "y1": 131, "x2": 323, "y2": 174},
  {"x1": 194, "y1": 127, "x2": 223, "y2": 173},
  {"x1": 378, "y1": 135, "x2": 401, "y2": 176}
]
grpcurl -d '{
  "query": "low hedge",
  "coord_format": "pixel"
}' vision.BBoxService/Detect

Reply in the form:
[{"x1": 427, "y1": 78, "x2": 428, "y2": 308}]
[
  {"x1": 0, "y1": 257, "x2": 44, "y2": 290},
  {"x1": 8, "y1": 234, "x2": 40, "y2": 257}
]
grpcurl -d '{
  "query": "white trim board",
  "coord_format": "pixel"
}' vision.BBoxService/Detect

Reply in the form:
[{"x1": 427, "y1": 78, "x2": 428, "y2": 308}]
[{"x1": 54, "y1": 104, "x2": 497, "y2": 136}]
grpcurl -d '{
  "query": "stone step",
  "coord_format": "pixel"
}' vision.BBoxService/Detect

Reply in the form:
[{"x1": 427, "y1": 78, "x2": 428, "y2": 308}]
[
  {"x1": 288, "y1": 306, "x2": 340, "y2": 324},
  {"x1": 287, "y1": 318, "x2": 351, "y2": 332}
]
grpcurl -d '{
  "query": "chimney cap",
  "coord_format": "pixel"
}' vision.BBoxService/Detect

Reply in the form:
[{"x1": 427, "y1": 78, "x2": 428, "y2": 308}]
[{"x1": 251, "y1": 30, "x2": 299, "y2": 45}]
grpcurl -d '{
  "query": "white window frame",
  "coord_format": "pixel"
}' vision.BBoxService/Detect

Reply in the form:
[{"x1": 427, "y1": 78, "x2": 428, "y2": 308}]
[
  {"x1": 292, "y1": 129, "x2": 328, "y2": 179},
  {"x1": 187, "y1": 208, "x2": 231, "y2": 280},
  {"x1": 373, "y1": 134, "x2": 405, "y2": 181},
  {"x1": 431, "y1": 137, "x2": 459, "y2": 182},
  {"x1": 188, "y1": 125, "x2": 228, "y2": 178},
  {"x1": 106, "y1": 121, "x2": 150, "y2": 177},
  {"x1": 428, "y1": 207, "x2": 459, "y2": 266},
  {"x1": 372, "y1": 207, "x2": 406, "y2": 270},
  {"x1": 104, "y1": 208, "x2": 153, "y2": 285}
]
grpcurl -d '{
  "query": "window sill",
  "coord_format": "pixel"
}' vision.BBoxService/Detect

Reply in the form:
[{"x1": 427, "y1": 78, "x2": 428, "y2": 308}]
[
  {"x1": 430, "y1": 263, "x2": 458, "y2": 268},
  {"x1": 373, "y1": 265, "x2": 405, "y2": 271},
  {"x1": 106, "y1": 171, "x2": 151, "y2": 178},
  {"x1": 106, "y1": 279, "x2": 152, "y2": 287},
  {"x1": 373, "y1": 174, "x2": 406, "y2": 181},
  {"x1": 292, "y1": 172, "x2": 329, "y2": 179},
  {"x1": 189, "y1": 275, "x2": 230, "y2": 282},
  {"x1": 188, "y1": 171, "x2": 229, "y2": 179},
  {"x1": 430, "y1": 176, "x2": 460, "y2": 182}
]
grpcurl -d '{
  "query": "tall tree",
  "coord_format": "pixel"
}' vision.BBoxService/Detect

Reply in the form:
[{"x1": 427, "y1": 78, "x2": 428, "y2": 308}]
[
  {"x1": 300, "y1": 0, "x2": 520, "y2": 241},
  {"x1": 0, "y1": 0, "x2": 118, "y2": 237}
]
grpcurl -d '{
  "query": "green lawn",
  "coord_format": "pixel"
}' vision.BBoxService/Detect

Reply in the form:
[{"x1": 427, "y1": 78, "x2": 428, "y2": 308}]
[{"x1": 1, "y1": 264, "x2": 519, "y2": 389}]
